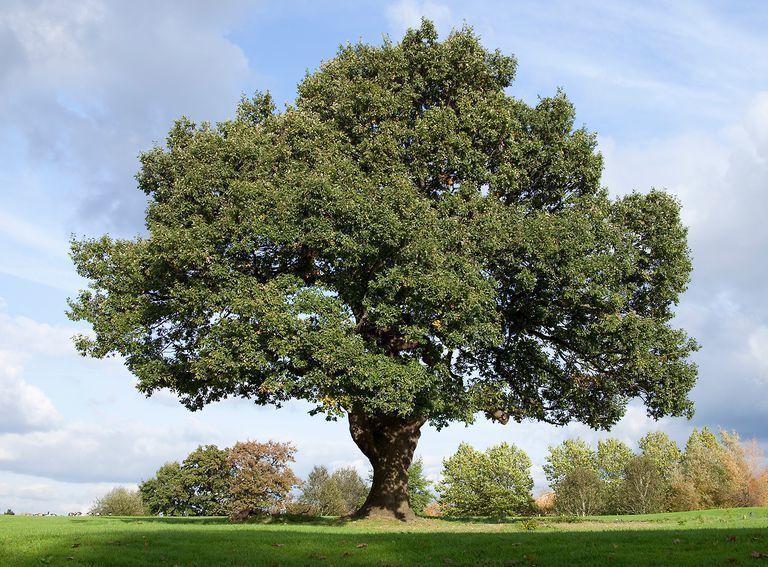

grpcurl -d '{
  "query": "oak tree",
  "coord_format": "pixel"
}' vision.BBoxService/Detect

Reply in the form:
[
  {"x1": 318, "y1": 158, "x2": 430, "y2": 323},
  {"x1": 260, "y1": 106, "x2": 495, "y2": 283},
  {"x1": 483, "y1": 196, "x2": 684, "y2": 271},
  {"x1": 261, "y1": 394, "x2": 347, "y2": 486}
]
[{"x1": 69, "y1": 20, "x2": 697, "y2": 520}]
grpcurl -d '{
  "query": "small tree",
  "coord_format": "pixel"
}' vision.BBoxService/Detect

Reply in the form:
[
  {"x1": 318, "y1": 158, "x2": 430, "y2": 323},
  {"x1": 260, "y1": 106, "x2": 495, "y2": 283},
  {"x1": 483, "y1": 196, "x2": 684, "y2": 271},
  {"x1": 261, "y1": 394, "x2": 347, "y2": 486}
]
[
  {"x1": 438, "y1": 442, "x2": 533, "y2": 517},
  {"x1": 665, "y1": 467, "x2": 700, "y2": 512},
  {"x1": 596, "y1": 438, "x2": 634, "y2": 514},
  {"x1": 637, "y1": 431, "x2": 682, "y2": 510},
  {"x1": 298, "y1": 466, "x2": 345, "y2": 516},
  {"x1": 534, "y1": 492, "x2": 556, "y2": 515},
  {"x1": 228, "y1": 440, "x2": 299, "y2": 519},
  {"x1": 332, "y1": 467, "x2": 369, "y2": 515},
  {"x1": 554, "y1": 467, "x2": 604, "y2": 517},
  {"x1": 744, "y1": 441, "x2": 768, "y2": 506},
  {"x1": 3, "y1": 508, "x2": 14, "y2": 515},
  {"x1": 719, "y1": 431, "x2": 768, "y2": 507},
  {"x1": 638, "y1": 431, "x2": 681, "y2": 481},
  {"x1": 407, "y1": 456, "x2": 434, "y2": 515},
  {"x1": 139, "y1": 461, "x2": 188, "y2": 516},
  {"x1": 617, "y1": 455, "x2": 665, "y2": 514},
  {"x1": 683, "y1": 428, "x2": 734, "y2": 508},
  {"x1": 180, "y1": 444, "x2": 231, "y2": 516},
  {"x1": 90, "y1": 487, "x2": 145, "y2": 516},
  {"x1": 544, "y1": 438, "x2": 597, "y2": 493},
  {"x1": 140, "y1": 445, "x2": 232, "y2": 516},
  {"x1": 298, "y1": 465, "x2": 367, "y2": 516}
]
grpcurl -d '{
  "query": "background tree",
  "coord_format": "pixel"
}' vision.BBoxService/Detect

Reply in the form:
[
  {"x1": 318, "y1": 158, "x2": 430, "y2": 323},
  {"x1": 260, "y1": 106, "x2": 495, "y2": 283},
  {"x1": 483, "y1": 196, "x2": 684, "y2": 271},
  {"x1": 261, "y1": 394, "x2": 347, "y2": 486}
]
[
  {"x1": 140, "y1": 445, "x2": 231, "y2": 516},
  {"x1": 298, "y1": 466, "x2": 346, "y2": 516},
  {"x1": 742, "y1": 439, "x2": 768, "y2": 506},
  {"x1": 554, "y1": 467, "x2": 604, "y2": 517},
  {"x1": 544, "y1": 438, "x2": 597, "y2": 493},
  {"x1": 180, "y1": 444, "x2": 231, "y2": 516},
  {"x1": 596, "y1": 438, "x2": 634, "y2": 513},
  {"x1": 665, "y1": 468, "x2": 700, "y2": 512},
  {"x1": 68, "y1": 19, "x2": 698, "y2": 520},
  {"x1": 227, "y1": 440, "x2": 299, "y2": 519},
  {"x1": 139, "y1": 461, "x2": 187, "y2": 516},
  {"x1": 332, "y1": 466, "x2": 370, "y2": 515},
  {"x1": 638, "y1": 431, "x2": 683, "y2": 511},
  {"x1": 682, "y1": 428, "x2": 734, "y2": 509},
  {"x1": 617, "y1": 455, "x2": 665, "y2": 514},
  {"x1": 438, "y1": 442, "x2": 533, "y2": 517},
  {"x1": 89, "y1": 487, "x2": 145, "y2": 516},
  {"x1": 638, "y1": 431, "x2": 681, "y2": 482},
  {"x1": 407, "y1": 456, "x2": 434, "y2": 515},
  {"x1": 298, "y1": 465, "x2": 368, "y2": 516},
  {"x1": 718, "y1": 431, "x2": 768, "y2": 507}
]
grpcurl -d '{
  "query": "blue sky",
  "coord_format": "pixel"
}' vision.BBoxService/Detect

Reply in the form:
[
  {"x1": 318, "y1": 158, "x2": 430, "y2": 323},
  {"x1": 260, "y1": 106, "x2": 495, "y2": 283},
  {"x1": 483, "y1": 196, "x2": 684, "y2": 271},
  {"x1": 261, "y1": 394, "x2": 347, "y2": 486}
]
[{"x1": 1, "y1": 0, "x2": 767, "y2": 514}]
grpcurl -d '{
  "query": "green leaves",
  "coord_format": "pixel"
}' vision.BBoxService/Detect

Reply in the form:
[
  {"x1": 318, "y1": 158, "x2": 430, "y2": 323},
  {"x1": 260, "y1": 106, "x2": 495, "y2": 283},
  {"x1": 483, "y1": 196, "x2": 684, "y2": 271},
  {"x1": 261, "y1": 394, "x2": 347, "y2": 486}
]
[
  {"x1": 297, "y1": 465, "x2": 368, "y2": 516},
  {"x1": 437, "y1": 442, "x2": 534, "y2": 517},
  {"x1": 407, "y1": 456, "x2": 435, "y2": 514},
  {"x1": 69, "y1": 19, "x2": 697, "y2": 432}
]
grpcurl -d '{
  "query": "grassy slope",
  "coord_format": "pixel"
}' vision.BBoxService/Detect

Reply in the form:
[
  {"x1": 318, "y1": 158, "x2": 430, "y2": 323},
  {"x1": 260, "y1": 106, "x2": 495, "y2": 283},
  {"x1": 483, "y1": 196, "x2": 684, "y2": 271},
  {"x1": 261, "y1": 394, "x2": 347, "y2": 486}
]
[{"x1": 1, "y1": 508, "x2": 767, "y2": 566}]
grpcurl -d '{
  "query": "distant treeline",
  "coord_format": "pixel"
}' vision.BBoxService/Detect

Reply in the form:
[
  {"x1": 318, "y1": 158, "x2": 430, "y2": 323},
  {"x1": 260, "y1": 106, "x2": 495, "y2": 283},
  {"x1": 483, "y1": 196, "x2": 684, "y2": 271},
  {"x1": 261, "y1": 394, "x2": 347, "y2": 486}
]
[
  {"x1": 539, "y1": 428, "x2": 768, "y2": 516},
  {"x1": 82, "y1": 428, "x2": 767, "y2": 519}
]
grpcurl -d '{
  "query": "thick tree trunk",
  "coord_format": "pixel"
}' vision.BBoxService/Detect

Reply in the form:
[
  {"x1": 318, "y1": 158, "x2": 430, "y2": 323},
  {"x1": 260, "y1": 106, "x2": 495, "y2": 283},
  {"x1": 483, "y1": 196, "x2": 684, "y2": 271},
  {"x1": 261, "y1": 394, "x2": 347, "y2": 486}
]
[{"x1": 348, "y1": 411, "x2": 426, "y2": 521}]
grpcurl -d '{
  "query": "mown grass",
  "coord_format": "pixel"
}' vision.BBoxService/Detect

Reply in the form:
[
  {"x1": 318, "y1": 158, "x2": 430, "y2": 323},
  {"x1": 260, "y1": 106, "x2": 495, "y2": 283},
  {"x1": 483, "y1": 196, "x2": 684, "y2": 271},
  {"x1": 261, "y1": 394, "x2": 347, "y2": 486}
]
[{"x1": 1, "y1": 508, "x2": 767, "y2": 566}]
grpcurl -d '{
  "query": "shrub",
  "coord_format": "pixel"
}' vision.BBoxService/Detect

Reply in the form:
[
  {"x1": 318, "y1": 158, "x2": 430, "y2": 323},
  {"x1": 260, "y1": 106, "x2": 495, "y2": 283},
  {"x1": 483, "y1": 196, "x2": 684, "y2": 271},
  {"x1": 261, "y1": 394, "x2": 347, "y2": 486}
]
[
  {"x1": 534, "y1": 492, "x2": 556, "y2": 515},
  {"x1": 422, "y1": 501, "x2": 442, "y2": 517},
  {"x1": 298, "y1": 465, "x2": 369, "y2": 516},
  {"x1": 89, "y1": 487, "x2": 145, "y2": 516},
  {"x1": 438, "y1": 442, "x2": 534, "y2": 517}
]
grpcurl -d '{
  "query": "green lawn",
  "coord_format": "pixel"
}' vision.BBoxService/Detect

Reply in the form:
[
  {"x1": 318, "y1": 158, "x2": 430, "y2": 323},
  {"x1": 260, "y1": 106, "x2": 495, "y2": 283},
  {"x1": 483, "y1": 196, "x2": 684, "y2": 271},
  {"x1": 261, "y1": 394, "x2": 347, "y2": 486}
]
[{"x1": 1, "y1": 508, "x2": 767, "y2": 566}]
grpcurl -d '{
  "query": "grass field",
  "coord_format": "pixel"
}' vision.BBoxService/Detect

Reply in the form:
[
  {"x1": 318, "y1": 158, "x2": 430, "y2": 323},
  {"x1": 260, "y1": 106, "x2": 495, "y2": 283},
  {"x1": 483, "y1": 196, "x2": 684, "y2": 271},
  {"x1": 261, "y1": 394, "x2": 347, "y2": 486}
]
[{"x1": 1, "y1": 508, "x2": 767, "y2": 566}]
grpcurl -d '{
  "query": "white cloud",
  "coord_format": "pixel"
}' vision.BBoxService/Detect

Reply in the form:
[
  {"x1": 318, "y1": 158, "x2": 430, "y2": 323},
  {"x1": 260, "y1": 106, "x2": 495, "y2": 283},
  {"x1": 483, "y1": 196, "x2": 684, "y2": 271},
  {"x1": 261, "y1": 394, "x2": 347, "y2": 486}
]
[
  {"x1": 0, "y1": 310, "x2": 80, "y2": 358},
  {"x1": 386, "y1": 0, "x2": 452, "y2": 36},
  {"x1": 0, "y1": 0, "x2": 258, "y2": 237},
  {"x1": 0, "y1": 416, "x2": 223, "y2": 484},
  {"x1": 600, "y1": 91, "x2": 768, "y2": 440},
  {"x1": 0, "y1": 210, "x2": 69, "y2": 259},
  {"x1": 0, "y1": 351, "x2": 60, "y2": 433}
]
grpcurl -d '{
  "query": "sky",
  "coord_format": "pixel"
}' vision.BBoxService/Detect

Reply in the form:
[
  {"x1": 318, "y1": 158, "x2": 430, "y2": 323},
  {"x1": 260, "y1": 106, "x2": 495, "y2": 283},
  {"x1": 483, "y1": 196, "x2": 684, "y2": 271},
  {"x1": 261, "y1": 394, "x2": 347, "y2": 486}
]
[{"x1": 1, "y1": 0, "x2": 767, "y2": 515}]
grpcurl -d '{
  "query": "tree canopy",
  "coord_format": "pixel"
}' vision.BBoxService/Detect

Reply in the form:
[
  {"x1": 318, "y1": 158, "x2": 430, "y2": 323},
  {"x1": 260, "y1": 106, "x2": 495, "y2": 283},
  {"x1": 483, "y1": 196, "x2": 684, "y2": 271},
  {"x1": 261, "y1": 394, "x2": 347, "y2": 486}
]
[{"x1": 69, "y1": 20, "x2": 697, "y2": 519}]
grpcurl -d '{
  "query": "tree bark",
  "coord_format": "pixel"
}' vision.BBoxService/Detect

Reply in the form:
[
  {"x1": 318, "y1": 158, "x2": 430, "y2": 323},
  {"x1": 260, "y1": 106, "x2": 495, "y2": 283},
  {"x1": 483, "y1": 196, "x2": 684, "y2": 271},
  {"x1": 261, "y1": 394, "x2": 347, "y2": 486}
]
[{"x1": 348, "y1": 411, "x2": 426, "y2": 521}]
